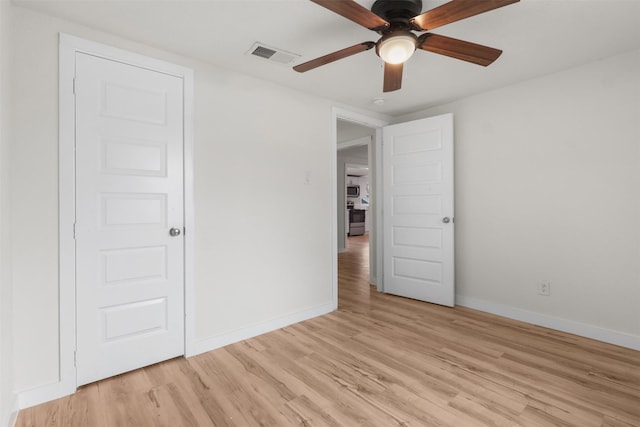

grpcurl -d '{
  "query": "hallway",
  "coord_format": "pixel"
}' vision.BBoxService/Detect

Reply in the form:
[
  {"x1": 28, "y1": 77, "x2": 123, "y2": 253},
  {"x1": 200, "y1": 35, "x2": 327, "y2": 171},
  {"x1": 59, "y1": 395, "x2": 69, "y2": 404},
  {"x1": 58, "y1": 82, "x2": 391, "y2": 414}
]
[{"x1": 338, "y1": 235, "x2": 372, "y2": 312}]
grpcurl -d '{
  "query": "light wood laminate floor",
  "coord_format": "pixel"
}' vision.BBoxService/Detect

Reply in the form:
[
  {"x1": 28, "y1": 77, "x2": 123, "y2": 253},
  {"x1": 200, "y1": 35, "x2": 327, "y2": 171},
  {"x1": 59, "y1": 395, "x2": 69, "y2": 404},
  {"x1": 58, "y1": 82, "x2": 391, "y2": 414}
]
[{"x1": 16, "y1": 235, "x2": 640, "y2": 426}]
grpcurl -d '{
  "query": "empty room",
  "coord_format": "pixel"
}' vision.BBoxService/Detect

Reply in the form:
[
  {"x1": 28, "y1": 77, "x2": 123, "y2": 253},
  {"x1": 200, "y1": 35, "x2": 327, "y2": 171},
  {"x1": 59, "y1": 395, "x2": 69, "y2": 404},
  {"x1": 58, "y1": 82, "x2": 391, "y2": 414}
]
[{"x1": 0, "y1": 0, "x2": 639, "y2": 426}]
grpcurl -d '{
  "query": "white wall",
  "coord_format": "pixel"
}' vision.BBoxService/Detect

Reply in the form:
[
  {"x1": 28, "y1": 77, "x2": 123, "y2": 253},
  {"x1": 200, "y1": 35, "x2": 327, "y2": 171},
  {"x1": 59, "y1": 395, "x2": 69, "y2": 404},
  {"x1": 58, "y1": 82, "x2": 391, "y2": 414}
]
[
  {"x1": 0, "y1": 1, "x2": 16, "y2": 424},
  {"x1": 397, "y1": 49, "x2": 640, "y2": 347},
  {"x1": 10, "y1": 5, "x2": 335, "y2": 397}
]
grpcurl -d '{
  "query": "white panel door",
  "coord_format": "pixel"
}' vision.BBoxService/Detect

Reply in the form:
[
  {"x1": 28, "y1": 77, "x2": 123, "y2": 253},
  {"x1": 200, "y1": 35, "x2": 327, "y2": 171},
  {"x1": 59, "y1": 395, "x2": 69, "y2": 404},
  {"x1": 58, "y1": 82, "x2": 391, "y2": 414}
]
[
  {"x1": 75, "y1": 52, "x2": 184, "y2": 385},
  {"x1": 383, "y1": 114, "x2": 454, "y2": 306}
]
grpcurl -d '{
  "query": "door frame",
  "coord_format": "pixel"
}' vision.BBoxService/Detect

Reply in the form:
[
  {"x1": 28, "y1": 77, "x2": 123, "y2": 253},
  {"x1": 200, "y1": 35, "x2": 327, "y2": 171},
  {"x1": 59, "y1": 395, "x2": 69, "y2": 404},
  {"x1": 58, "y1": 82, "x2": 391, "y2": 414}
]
[
  {"x1": 58, "y1": 33, "x2": 195, "y2": 395},
  {"x1": 332, "y1": 108, "x2": 389, "y2": 297}
]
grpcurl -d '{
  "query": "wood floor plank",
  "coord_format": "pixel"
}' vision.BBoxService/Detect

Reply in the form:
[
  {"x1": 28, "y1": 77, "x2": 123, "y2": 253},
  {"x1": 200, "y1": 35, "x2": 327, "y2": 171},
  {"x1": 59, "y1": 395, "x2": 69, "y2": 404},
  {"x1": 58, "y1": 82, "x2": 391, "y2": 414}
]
[
  {"x1": 15, "y1": 234, "x2": 640, "y2": 426},
  {"x1": 284, "y1": 394, "x2": 343, "y2": 427}
]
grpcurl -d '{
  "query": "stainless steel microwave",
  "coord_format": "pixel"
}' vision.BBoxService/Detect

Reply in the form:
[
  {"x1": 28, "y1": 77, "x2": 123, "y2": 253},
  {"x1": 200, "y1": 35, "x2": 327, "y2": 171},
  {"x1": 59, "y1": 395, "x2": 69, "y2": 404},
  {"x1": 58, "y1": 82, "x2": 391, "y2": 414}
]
[{"x1": 347, "y1": 185, "x2": 360, "y2": 197}]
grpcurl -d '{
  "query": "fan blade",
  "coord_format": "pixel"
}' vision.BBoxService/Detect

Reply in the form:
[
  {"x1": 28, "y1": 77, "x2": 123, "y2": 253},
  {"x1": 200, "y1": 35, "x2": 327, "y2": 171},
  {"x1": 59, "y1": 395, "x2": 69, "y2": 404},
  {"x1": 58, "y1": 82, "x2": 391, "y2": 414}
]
[
  {"x1": 310, "y1": 0, "x2": 389, "y2": 31},
  {"x1": 294, "y1": 42, "x2": 376, "y2": 73},
  {"x1": 383, "y1": 62, "x2": 403, "y2": 92},
  {"x1": 418, "y1": 33, "x2": 502, "y2": 66},
  {"x1": 412, "y1": 0, "x2": 519, "y2": 31}
]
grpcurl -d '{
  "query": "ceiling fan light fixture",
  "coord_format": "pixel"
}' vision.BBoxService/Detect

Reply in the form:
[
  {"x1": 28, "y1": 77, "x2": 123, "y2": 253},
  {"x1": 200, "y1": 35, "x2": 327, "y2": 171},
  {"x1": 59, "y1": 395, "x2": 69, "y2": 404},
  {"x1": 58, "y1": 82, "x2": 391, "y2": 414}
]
[{"x1": 377, "y1": 31, "x2": 417, "y2": 64}]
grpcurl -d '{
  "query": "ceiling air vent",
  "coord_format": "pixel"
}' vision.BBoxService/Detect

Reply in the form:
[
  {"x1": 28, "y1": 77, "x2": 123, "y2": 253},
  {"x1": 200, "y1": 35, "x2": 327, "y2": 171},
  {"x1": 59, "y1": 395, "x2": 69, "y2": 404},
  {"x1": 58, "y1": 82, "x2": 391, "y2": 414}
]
[{"x1": 247, "y1": 42, "x2": 300, "y2": 65}]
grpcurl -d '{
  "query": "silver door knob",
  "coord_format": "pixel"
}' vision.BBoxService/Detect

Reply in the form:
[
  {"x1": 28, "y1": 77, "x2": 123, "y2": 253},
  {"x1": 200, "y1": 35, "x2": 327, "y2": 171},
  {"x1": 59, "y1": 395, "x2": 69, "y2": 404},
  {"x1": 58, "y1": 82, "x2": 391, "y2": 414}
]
[
  {"x1": 442, "y1": 217, "x2": 451, "y2": 224},
  {"x1": 169, "y1": 227, "x2": 182, "y2": 237}
]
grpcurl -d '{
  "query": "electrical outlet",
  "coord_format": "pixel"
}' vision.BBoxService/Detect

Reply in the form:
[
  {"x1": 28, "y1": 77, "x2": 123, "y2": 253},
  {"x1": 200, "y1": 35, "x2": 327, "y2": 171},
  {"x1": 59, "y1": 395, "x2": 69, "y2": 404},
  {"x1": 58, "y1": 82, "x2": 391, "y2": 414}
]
[{"x1": 538, "y1": 280, "x2": 551, "y2": 296}]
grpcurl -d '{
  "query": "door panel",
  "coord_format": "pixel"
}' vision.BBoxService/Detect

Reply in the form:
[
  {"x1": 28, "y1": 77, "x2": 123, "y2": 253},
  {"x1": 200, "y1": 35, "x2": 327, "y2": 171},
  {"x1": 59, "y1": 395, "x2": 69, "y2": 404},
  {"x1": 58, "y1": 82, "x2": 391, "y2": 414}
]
[
  {"x1": 102, "y1": 297, "x2": 168, "y2": 341},
  {"x1": 75, "y1": 52, "x2": 184, "y2": 386},
  {"x1": 383, "y1": 114, "x2": 454, "y2": 306},
  {"x1": 102, "y1": 139, "x2": 168, "y2": 176}
]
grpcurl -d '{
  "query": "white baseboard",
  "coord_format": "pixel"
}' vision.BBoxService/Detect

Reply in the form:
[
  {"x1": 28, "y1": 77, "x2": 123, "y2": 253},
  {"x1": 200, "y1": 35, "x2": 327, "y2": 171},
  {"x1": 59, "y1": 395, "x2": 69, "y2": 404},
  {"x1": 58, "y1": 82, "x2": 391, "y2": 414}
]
[
  {"x1": 338, "y1": 247, "x2": 347, "y2": 253},
  {"x1": 456, "y1": 295, "x2": 640, "y2": 351},
  {"x1": 189, "y1": 302, "x2": 335, "y2": 357},
  {"x1": 2, "y1": 393, "x2": 18, "y2": 427},
  {"x1": 16, "y1": 378, "x2": 75, "y2": 410},
  {"x1": 7, "y1": 413, "x2": 17, "y2": 427}
]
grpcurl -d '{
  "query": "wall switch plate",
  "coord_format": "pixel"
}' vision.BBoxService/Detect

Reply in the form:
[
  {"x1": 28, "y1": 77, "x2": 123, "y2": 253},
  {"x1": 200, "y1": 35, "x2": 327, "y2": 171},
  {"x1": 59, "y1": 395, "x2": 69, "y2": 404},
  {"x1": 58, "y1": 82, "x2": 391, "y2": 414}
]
[{"x1": 538, "y1": 280, "x2": 551, "y2": 296}]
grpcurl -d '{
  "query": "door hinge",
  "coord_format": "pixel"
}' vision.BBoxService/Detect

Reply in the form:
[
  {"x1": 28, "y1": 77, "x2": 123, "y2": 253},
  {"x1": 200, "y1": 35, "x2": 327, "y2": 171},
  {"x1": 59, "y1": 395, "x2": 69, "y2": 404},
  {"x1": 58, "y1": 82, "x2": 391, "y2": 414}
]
[
  {"x1": 73, "y1": 223, "x2": 77, "y2": 239},
  {"x1": 73, "y1": 350, "x2": 77, "y2": 367},
  {"x1": 72, "y1": 77, "x2": 76, "y2": 95}
]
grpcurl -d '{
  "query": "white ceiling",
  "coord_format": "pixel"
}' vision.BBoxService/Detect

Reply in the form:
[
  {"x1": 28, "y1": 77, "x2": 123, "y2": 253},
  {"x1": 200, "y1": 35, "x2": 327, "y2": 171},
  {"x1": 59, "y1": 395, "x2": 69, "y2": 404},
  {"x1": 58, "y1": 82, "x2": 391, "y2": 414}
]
[{"x1": 14, "y1": 0, "x2": 640, "y2": 116}]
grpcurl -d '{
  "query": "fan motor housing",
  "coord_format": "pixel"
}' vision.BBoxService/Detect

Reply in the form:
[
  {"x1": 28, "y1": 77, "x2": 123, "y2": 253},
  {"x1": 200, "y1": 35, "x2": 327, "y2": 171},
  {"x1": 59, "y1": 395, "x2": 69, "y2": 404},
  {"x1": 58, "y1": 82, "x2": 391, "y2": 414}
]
[{"x1": 371, "y1": 0, "x2": 423, "y2": 29}]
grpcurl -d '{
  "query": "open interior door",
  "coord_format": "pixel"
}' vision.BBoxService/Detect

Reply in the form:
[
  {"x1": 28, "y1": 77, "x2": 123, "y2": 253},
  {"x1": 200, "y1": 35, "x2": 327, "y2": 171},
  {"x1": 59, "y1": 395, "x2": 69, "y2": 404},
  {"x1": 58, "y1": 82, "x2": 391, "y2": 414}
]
[{"x1": 382, "y1": 114, "x2": 454, "y2": 306}]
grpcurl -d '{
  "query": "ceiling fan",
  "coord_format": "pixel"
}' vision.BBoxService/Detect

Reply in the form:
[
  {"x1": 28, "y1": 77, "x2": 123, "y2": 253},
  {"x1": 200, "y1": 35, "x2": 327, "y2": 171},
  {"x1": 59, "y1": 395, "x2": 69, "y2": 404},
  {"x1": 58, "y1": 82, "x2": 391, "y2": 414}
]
[{"x1": 294, "y1": 0, "x2": 520, "y2": 92}]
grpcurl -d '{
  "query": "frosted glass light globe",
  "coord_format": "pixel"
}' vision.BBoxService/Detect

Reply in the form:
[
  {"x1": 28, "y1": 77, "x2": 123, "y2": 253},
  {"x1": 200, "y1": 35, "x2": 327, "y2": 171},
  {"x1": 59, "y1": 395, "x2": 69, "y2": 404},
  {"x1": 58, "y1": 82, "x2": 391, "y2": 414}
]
[{"x1": 378, "y1": 34, "x2": 417, "y2": 64}]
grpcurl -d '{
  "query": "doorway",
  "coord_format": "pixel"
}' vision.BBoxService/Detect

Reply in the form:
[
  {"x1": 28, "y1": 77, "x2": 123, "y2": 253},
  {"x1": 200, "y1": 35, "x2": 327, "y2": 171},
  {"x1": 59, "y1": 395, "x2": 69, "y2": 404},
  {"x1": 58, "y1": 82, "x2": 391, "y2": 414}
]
[
  {"x1": 336, "y1": 115, "x2": 384, "y2": 305},
  {"x1": 332, "y1": 108, "x2": 455, "y2": 310},
  {"x1": 332, "y1": 109, "x2": 389, "y2": 306}
]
